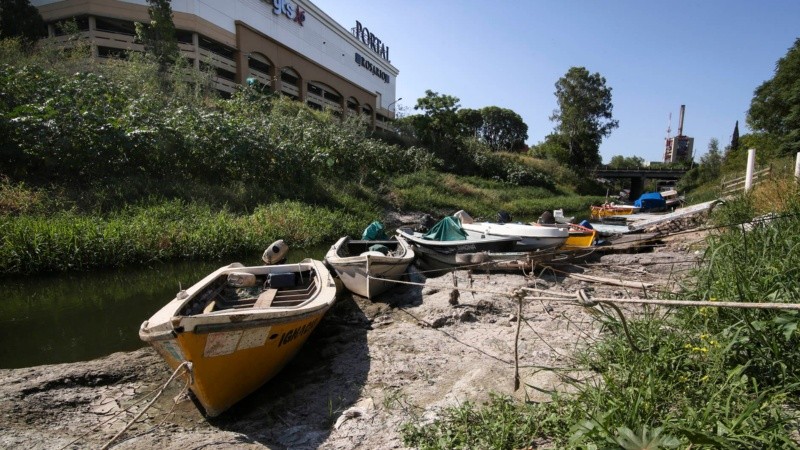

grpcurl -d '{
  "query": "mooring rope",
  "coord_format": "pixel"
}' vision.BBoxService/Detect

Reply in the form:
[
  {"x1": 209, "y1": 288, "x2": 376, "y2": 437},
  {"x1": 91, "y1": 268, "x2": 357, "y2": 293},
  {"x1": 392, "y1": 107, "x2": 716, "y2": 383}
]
[
  {"x1": 368, "y1": 275, "x2": 800, "y2": 311},
  {"x1": 99, "y1": 361, "x2": 192, "y2": 450}
]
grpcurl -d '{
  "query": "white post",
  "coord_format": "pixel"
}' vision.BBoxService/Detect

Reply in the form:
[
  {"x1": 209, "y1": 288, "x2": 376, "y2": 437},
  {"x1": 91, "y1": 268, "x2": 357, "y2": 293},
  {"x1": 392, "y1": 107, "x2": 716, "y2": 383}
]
[
  {"x1": 795, "y1": 151, "x2": 800, "y2": 183},
  {"x1": 744, "y1": 148, "x2": 756, "y2": 192}
]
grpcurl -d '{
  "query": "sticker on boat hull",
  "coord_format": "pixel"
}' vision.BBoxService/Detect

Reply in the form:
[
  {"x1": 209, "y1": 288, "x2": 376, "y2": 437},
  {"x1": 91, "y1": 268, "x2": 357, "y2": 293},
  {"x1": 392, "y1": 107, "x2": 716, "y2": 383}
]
[
  {"x1": 204, "y1": 327, "x2": 272, "y2": 357},
  {"x1": 238, "y1": 327, "x2": 271, "y2": 350},
  {"x1": 204, "y1": 331, "x2": 242, "y2": 357}
]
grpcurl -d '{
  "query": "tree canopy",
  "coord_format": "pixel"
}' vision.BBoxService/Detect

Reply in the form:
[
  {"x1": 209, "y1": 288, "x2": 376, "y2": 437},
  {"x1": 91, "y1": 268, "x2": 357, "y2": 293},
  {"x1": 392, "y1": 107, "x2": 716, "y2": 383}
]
[
  {"x1": 0, "y1": 0, "x2": 45, "y2": 45},
  {"x1": 607, "y1": 155, "x2": 644, "y2": 169},
  {"x1": 747, "y1": 38, "x2": 800, "y2": 156},
  {"x1": 479, "y1": 106, "x2": 528, "y2": 151},
  {"x1": 547, "y1": 66, "x2": 618, "y2": 169},
  {"x1": 135, "y1": 0, "x2": 180, "y2": 73}
]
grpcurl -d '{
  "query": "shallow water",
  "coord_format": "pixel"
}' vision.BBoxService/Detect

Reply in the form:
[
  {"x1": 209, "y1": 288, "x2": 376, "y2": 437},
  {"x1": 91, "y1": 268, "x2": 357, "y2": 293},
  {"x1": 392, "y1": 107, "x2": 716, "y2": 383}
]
[{"x1": 0, "y1": 246, "x2": 329, "y2": 369}]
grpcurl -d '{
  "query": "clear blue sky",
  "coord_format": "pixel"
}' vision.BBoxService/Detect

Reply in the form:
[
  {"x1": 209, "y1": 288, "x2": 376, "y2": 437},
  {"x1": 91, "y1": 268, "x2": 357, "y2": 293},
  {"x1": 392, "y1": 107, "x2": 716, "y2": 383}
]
[{"x1": 311, "y1": 0, "x2": 800, "y2": 163}]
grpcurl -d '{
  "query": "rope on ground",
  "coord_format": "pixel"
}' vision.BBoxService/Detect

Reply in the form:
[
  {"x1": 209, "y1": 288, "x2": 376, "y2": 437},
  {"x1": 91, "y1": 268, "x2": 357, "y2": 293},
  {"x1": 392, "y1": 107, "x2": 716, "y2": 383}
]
[
  {"x1": 99, "y1": 361, "x2": 192, "y2": 450},
  {"x1": 369, "y1": 275, "x2": 800, "y2": 311}
]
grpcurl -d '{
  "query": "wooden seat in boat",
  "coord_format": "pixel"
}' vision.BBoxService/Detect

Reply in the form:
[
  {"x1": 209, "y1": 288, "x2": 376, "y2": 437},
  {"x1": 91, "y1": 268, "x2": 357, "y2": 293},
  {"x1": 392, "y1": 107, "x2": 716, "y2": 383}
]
[{"x1": 254, "y1": 289, "x2": 278, "y2": 308}]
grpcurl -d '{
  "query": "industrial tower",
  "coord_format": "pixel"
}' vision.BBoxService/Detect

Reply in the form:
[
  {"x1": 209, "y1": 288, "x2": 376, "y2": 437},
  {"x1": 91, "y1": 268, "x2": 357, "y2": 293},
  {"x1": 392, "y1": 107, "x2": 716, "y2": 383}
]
[{"x1": 663, "y1": 105, "x2": 694, "y2": 163}]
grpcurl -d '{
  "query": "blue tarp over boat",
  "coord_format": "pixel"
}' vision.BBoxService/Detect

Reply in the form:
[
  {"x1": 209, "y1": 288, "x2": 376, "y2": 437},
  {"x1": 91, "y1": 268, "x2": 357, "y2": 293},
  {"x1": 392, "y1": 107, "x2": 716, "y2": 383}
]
[{"x1": 634, "y1": 192, "x2": 667, "y2": 211}]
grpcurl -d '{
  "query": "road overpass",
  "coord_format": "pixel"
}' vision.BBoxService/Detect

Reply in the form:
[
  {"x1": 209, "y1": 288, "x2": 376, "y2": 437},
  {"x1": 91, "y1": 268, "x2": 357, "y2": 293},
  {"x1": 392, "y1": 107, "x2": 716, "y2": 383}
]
[{"x1": 593, "y1": 166, "x2": 688, "y2": 200}]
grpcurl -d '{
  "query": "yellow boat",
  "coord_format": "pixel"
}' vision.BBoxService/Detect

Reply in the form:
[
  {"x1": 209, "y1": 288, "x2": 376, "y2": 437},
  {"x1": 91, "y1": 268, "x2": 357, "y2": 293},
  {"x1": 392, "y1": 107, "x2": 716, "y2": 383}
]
[
  {"x1": 589, "y1": 204, "x2": 640, "y2": 220},
  {"x1": 139, "y1": 258, "x2": 337, "y2": 417},
  {"x1": 562, "y1": 224, "x2": 597, "y2": 249}
]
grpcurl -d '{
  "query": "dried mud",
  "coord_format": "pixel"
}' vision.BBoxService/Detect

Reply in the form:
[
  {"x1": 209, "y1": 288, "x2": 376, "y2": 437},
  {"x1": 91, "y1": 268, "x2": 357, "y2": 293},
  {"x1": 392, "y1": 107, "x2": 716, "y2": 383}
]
[{"x1": 0, "y1": 232, "x2": 704, "y2": 450}]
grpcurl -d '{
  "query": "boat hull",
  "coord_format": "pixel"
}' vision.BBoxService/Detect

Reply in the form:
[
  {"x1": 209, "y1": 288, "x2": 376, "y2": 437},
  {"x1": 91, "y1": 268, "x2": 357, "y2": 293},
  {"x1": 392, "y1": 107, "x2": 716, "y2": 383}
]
[
  {"x1": 396, "y1": 229, "x2": 518, "y2": 277},
  {"x1": 139, "y1": 259, "x2": 337, "y2": 417},
  {"x1": 462, "y1": 222, "x2": 568, "y2": 251},
  {"x1": 562, "y1": 227, "x2": 597, "y2": 249},
  {"x1": 324, "y1": 237, "x2": 414, "y2": 299}
]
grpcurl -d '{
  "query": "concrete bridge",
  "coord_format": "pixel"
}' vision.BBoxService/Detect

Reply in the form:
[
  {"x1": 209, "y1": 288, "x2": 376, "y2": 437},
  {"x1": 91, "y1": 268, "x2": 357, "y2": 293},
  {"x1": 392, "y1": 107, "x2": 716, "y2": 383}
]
[{"x1": 593, "y1": 166, "x2": 688, "y2": 200}]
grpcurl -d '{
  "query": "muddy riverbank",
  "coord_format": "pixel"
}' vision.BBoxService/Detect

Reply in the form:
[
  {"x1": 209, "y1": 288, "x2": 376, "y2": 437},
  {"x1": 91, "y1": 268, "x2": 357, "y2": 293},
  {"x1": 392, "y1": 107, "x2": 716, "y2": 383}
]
[{"x1": 0, "y1": 229, "x2": 704, "y2": 450}]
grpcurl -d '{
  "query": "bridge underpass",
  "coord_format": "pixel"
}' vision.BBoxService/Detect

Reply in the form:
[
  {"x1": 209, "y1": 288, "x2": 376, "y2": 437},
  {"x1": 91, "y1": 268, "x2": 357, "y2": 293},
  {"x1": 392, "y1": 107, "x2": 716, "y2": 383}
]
[{"x1": 593, "y1": 167, "x2": 688, "y2": 200}]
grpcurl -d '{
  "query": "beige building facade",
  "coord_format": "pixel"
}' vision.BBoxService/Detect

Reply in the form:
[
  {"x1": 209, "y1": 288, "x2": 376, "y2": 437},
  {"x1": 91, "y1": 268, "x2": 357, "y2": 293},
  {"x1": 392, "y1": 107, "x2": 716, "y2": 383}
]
[{"x1": 31, "y1": 0, "x2": 400, "y2": 130}]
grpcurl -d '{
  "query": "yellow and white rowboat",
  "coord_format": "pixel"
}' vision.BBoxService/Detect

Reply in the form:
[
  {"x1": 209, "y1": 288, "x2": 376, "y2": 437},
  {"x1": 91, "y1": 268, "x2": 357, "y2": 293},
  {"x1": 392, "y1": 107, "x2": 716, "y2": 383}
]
[{"x1": 139, "y1": 258, "x2": 337, "y2": 417}]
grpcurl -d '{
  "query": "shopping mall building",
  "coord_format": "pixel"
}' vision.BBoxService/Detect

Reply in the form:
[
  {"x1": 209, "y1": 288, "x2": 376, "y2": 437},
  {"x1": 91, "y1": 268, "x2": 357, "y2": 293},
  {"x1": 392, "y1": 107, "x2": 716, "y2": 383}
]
[{"x1": 31, "y1": 0, "x2": 399, "y2": 130}]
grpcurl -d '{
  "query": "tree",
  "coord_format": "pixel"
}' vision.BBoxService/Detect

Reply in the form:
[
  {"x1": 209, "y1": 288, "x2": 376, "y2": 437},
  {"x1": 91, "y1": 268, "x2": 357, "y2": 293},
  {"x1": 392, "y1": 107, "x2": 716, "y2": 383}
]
[
  {"x1": 550, "y1": 67, "x2": 618, "y2": 169},
  {"x1": 698, "y1": 138, "x2": 722, "y2": 183},
  {"x1": 478, "y1": 106, "x2": 528, "y2": 152},
  {"x1": 457, "y1": 108, "x2": 483, "y2": 138},
  {"x1": 135, "y1": 0, "x2": 179, "y2": 73},
  {"x1": 747, "y1": 38, "x2": 800, "y2": 156},
  {"x1": 0, "y1": 0, "x2": 46, "y2": 46},
  {"x1": 413, "y1": 90, "x2": 462, "y2": 146},
  {"x1": 608, "y1": 155, "x2": 644, "y2": 169},
  {"x1": 730, "y1": 120, "x2": 740, "y2": 153}
]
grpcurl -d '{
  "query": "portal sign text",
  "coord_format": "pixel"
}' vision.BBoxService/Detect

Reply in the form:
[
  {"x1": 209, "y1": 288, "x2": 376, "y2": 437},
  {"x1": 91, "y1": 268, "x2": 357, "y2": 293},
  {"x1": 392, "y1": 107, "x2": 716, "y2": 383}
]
[{"x1": 353, "y1": 20, "x2": 390, "y2": 62}]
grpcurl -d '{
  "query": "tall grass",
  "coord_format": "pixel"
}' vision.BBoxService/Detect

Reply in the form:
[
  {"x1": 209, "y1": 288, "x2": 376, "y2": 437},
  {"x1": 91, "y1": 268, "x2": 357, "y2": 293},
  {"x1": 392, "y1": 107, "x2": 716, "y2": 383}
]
[
  {"x1": 391, "y1": 170, "x2": 605, "y2": 221},
  {"x1": 0, "y1": 200, "x2": 364, "y2": 275}
]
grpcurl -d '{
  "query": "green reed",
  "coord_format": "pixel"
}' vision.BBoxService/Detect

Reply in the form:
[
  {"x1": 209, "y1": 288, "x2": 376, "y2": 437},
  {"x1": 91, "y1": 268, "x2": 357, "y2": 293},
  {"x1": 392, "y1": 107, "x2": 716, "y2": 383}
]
[{"x1": 0, "y1": 200, "x2": 363, "y2": 275}]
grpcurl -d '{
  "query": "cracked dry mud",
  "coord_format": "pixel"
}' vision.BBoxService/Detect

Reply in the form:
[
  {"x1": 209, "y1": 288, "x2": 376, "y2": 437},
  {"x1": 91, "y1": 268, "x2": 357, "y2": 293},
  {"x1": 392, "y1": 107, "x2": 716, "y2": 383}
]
[{"x1": 0, "y1": 232, "x2": 703, "y2": 450}]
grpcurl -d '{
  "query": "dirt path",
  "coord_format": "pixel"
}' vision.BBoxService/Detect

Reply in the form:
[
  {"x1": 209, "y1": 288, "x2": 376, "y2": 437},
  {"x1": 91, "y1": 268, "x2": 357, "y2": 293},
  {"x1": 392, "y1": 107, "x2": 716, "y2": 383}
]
[{"x1": 0, "y1": 232, "x2": 704, "y2": 450}]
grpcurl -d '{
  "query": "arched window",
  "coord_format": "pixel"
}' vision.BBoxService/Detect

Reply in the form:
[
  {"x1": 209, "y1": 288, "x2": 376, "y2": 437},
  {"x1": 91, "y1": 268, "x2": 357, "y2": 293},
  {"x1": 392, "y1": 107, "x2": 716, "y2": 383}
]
[
  {"x1": 279, "y1": 67, "x2": 300, "y2": 100},
  {"x1": 307, "y1": 82, "x2": 343, "y2": 113},
  {"x1": 247, "y1": 52, "x2": 272, "y2": 88}
]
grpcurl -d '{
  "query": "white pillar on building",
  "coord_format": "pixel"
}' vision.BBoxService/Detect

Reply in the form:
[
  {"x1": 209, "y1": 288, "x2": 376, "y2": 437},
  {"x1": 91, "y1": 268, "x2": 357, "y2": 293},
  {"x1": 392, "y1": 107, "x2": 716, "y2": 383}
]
[{"x1": 744, "y1": 148, "x2": 756, "y2": 193}]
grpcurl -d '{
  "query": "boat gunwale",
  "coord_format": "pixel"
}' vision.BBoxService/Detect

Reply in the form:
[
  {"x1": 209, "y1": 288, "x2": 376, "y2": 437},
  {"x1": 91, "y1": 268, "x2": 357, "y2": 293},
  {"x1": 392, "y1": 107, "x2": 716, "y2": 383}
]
[{"x1": 139, "y1": 259, "x2": 335, "y2": 340}]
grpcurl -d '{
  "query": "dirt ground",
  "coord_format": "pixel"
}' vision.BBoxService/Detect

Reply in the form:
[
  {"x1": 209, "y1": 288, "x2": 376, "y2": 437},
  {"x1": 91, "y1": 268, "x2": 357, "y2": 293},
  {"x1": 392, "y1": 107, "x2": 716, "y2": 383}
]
[{"x1": 0, "y1": 227, "x2": 706, "y2": 450}]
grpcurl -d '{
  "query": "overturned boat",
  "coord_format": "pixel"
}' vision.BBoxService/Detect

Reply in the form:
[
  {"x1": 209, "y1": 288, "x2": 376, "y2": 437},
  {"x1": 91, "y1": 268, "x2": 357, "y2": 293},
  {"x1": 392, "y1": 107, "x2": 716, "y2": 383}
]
[{"x1": 139, "y1": 257, "x2": 337, "y2": 417}]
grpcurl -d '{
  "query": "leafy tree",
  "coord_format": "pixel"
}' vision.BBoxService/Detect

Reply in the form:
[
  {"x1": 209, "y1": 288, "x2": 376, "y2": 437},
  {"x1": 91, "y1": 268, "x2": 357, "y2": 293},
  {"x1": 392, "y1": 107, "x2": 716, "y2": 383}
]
[
  {"x1": 747, "y1": 38, "x2": 800, "y2": 155},
  {"x1": 478, "y1": 106, "x2": 528, "y2": 152},
  {"x1": 457, "y1": 108, "x2": 482, "y2": 138},
  {"x1": 409, "y1": 89, "x2": 466, "y2": 160},
  {"x1": 135, "y1": 0, "x2": 179, "y2": 73},
  {"x1": 698, "y1": 138, "x2": 722, "y2": 183},
  {"x1": 607, "y1": 155, "x2": 644, "y2": 169},
  {"x1": 0, "y1": 0, "x2": 45, "y2": 46},
  {"x1": 549, "y1": 67, "x2": 618, "y2": 169},
  {"x1": 529, "y1": 133, "x2": 569, "y2": 163}
]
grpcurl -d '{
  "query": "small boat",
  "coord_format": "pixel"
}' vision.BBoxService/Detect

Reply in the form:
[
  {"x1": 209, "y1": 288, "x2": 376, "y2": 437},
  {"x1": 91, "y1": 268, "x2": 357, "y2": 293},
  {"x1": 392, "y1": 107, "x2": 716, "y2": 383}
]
[
  {"x1": 324, "y1": 236, "x2": 415, "y2": 299},
  {"x1": 589, "y1": 203, "x2": 640, "y2": 220},
  {"x1": 139, "y1": 258, "x2": 337, "y2": 417},
  {"x1": 562, "y1": 223, "x2": 597, "y2": 249},
  {"x1": 660, "y1": 189, "x2": 685, "y2": 209},
  {"x1": 553, "y1": 209, "x2": 575, "y2": 224},
  {"x1": 456, "y1": 210, "x2": 568, "y2": 251},
  {"x1": 396, "y1": 216, "x2": 518, "y2": 276}
]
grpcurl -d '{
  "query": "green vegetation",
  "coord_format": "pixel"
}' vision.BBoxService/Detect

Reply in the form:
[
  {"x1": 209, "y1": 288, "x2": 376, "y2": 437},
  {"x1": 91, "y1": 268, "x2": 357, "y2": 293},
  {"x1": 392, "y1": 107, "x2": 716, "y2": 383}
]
[
  {"x1": 0, "y1": 36, "x2": 602, "y2": 275},
  {"x1": 402, "y1": 181, "x2": 800, "y2": 449},
  {"x1": 531, "y1": 66, "x2": 619, "y2": 169}
]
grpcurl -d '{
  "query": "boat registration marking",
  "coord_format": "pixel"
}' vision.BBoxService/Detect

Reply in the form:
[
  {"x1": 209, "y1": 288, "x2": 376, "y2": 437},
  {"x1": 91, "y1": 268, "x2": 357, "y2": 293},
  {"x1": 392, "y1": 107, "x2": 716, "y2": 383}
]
[
  {"x1": 204, "y1": 331, "x2": 242, "y2": 357},
  {"x1": 238, "y1": 327, "x2": 271, "y2": 350},
  {"x1": 278, "y1": 319, "x2": 320, "y2": 348}
]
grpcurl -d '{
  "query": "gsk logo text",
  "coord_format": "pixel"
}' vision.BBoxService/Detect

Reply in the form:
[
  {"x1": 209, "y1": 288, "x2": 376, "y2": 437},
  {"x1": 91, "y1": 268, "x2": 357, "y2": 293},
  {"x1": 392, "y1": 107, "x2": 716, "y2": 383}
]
[{"x1": 272, "y1": 0, "x2": 306, "y2": 26}]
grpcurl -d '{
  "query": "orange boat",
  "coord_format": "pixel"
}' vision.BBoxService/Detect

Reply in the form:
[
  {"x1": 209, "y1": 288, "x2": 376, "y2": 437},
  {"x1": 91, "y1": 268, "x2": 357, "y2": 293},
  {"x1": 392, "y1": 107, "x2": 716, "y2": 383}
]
[{"x1": 589, "y1": 203, "x2": 640, "y2": 220}]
